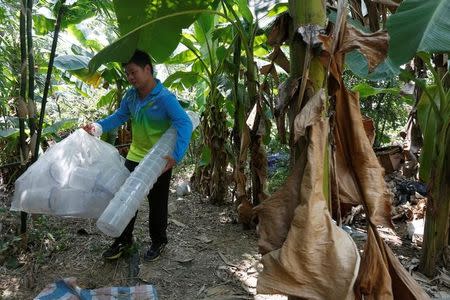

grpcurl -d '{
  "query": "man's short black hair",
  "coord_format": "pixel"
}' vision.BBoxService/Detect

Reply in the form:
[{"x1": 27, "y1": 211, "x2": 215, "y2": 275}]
[{"x1": 124, "y1": 50, "x2": 153, "y2": 74}]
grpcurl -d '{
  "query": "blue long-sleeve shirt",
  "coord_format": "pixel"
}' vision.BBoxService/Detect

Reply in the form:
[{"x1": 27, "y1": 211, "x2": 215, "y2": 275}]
[{"x1": 98, "y1": 80, "x2": 193, "y2": 163}]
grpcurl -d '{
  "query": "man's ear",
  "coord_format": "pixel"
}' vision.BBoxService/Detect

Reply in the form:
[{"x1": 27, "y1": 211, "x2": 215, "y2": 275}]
[{"x1": 145, "y1": 64, "x2": 153, "y2": 75}]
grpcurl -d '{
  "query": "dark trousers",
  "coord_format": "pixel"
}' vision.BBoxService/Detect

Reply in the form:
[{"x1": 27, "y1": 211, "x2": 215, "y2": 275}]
[{"x1": 117, "y1": 159, "x2": 172, "y2": 246}]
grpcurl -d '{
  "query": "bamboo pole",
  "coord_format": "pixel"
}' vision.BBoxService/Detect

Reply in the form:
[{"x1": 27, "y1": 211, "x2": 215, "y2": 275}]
[
  {"x1": 33, "y1": 0, "x2": 66, "y2": 162},
  {"x1": 21, "y1": 0, "x2": 65, "y2": 234},
  {"x1": 27, "y1": 0, "x2": 37, "y2": 143},
  {"x1": 19, "y1": 0, "x2": 28, "y2": 234}
]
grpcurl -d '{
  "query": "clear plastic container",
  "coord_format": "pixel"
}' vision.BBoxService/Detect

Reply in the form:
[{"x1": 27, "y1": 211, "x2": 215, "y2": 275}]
[
  {"x1": 96, "y1": 111, "x2": 200, "y2": 237},
  {"x1": 68, "y1": 167, "x2": 98, "y2": 191},
  {"x1": 49, "y1": 188, "x2": 90, "y2": 216},
  {"x1": 18, "y1": 186, "x2": 53, "y2": 213},
  {"x1": 96, "y1": 196, "x2": 140, "y2": 238}
]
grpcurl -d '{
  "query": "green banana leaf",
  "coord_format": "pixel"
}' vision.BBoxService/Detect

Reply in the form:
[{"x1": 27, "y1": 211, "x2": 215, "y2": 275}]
[
  {"x1": 0, "y1": 128, "x2": 19, "y2": 138},
  {"x1": 200, "y1": 146, "x2": 212, "y2": 166},
  {"x1": 211, "y1": 25, "x2": 233, "y2": 44},
  {"x1": 42, "y1": 119, "x2": 79, "y2": 136},
  {"x1": 89, "y1": 0, "x2": 212, "y2": 72},
  {"x1": 33, "y1": 7, "x2": 55, "y2": 36},
  {"x1": 35, "y1": 1, "x2": 102, "y2": 35},
  {"x1": 387, "y1": 0, "x2": 450, "y2": 67},
  {"x1": 234, "y1": 0, "x2": 253, "y2": 23},
  {"x1": 67, "y1": 24, "x2": 103, "y2": 52},
  {"x1": 345, "y1": 51, "x2": 400, "y2": 81},
  {"x1": 328, "y1": 8, "x2": 401, "y2": 80},
  {"x1": 351, "y1": 82, "x2": 401, "y2": 98},
  {"x1": 59, "y1": 0, "x2": 96, "y2": 28},
  {"x1": 417, "y1": 86, "x2": 439, "y2": 182},
  {"x1": 54, "y1": 55, "x2": 90, "y2": 70},
  {"x1": 54, "y1": 55, "x2": 102, "y2": 87},
  {"x1": 166, "y1": 50, "x2": 198, "y2": 64},
  {"x1": 163, "y1": 71, "x2": 203, "y2": 90},
  {"x1": 96, "y1": 89, "x2": 118, "y2": 109}
]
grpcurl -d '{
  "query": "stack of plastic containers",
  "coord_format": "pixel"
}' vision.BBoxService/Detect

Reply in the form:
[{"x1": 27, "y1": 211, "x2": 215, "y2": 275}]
[{"x1": 96, "y1": 111, "x2": 199, "y2": 237}]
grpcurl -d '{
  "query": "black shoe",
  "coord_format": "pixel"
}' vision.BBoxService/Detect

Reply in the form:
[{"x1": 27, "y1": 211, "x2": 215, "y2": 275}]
[
  {"x1": 102, "y1": 241, "x2": 132, "y2": 260},
  {"x1": 144, "y1": 243, "x2": 166, "y2": 261}
]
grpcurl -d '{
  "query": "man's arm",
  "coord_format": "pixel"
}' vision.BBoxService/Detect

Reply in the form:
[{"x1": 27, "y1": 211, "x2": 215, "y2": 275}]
[
  {"x1": 97, "y1": 91, "x2": 132, "y2": 132},
  {"x1": 163, "y1": 94, "x2": 193, "y2": 164}
]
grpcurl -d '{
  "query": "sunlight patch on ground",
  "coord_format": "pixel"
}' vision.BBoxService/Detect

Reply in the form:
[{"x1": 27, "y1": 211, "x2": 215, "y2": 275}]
[
  {"x1": 1, "y1": 276, "x2": 20, "y2": 298},
  {"x1": 225, "y1": 252, "x2": 288, "y2": 299},
  {"x1": 377, "y1": 226, "x2": 403, "y2": 246}
]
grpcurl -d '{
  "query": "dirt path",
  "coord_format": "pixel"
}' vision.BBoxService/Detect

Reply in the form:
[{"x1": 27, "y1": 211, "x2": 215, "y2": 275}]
[
  {"x1": 0, "y1": 169, "x2": 449, "y2": 299},
  {"x1": 0, "y1": 170, "x2": 283, "y2": 299}
]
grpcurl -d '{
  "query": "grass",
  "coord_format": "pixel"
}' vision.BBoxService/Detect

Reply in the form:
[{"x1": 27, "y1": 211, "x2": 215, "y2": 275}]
[{"x1": 268, "y1": 164, "x2": 289, "y2": 194}]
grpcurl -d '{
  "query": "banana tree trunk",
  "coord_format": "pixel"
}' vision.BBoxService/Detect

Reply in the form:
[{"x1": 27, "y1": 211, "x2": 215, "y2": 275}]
[
  {"x1": 232, "y1": 38, "x2": 242, "y2": 154},
  {"x1": 349, "y1": 0, "x2": 364, "y2": 25},
  {"x1": 232, "y1": 38, "x2": 249, "y2": 210},
  {"x1": 420, "y1": 56, "x2": 450, "y2": 276},
  {"x1": 192, "y1": 85, "x2": 228, "y2": 205},
  {"x1": 223, "y1": 13, "x2": 267, "y2": 225},
  {"x1": 363, "y1": 0, "x2": 380, "y2": 32},
  {"x1": 420, "y1": 122, "x2": 450, "y2": 276},
  {"x1": 288, "y1": 0, "x2": 326, "y2": 165},
  {"x1": 246, "y1": 55, "x2": 267, "y2": 207},
  {"x1": 287, "y1": 0, "x2": 329, "y2": 218},
  {"x1": 209, "y1": 97, "x2": 228, "y2": 204}
]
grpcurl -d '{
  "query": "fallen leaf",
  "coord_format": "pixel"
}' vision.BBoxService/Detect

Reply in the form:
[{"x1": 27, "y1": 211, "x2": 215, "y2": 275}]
[{"x1": 169, "y1": 218, "x2": 186, "y2": 227}]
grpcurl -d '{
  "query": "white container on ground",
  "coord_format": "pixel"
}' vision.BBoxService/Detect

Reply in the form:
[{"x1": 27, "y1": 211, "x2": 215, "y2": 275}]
[{"x1": 96, "y1": 111, "x2": 199, "y2": 237}]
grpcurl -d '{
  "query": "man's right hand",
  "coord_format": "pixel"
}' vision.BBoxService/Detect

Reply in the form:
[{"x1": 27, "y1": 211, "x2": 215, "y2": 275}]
[
  {"x1": 82, "y1": 123, "x2": 94, "y2": 134},
  {"x1": 82, "y1": 123, "x2": 102, "y2": 137}
]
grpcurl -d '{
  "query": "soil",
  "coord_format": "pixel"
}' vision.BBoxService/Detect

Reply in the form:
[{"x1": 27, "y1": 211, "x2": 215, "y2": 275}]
[{"x1": 0, "y1": 167, "x2": 449, "y2": 299}]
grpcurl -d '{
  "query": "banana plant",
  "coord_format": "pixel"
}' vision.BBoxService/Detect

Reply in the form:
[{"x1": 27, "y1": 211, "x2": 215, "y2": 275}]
[
  {"x1": 171, "y1": 13, "x2": 233, "y2": 204},
  {"x1": 191, "y1": 0, "x2": 270, "y2": 214},
  {"x1": 387, "y1": 0, "x2": 450, "y2": 276},
  {"x1": 220, "y1": 0, "x2": 269, "y2": 217},
  {"x1": 414, "y1": 54, "x2": 450, "y2": 276},
  {"x1": 164, "y1": 10, "x2": 245, "y2": 205}
]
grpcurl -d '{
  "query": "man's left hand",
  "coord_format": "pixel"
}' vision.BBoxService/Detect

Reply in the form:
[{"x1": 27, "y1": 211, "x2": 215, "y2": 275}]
[{"x1": 163, "y1": 155, "x2": 176, "y2": 173}]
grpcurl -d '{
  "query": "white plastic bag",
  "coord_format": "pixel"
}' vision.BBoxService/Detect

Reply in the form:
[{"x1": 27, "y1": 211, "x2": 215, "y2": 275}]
[{"x1": 11, "y1": 129, "x2": 130, "y2": 218}]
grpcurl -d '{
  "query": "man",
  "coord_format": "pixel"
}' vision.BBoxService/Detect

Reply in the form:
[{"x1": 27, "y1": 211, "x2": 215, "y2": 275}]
[{"x1": 84, "y1": 50, "x2": 193, "y2": 261}]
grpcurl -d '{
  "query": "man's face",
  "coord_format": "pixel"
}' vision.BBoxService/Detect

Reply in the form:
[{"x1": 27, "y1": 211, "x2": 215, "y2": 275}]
[{"x1": 124, "y1": 62, "x2": 152, "y2": 89}]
